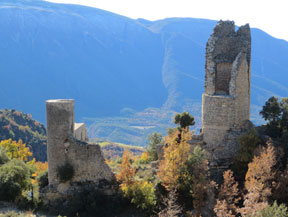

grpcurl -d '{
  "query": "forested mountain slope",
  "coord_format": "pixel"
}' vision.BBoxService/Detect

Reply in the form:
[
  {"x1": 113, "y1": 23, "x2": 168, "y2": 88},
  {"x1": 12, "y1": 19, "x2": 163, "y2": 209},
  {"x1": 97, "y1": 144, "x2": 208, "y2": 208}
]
[
  {"x1": 1, "y1": 0, "x2": 288, "y2": 145},
  {"x1": 0, "y1": 109, "x2": 47, "y2": 161}
]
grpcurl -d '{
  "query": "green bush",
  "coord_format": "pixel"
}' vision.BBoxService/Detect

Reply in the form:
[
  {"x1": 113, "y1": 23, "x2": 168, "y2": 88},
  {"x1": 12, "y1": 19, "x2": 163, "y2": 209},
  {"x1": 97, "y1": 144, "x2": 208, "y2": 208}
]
[
  {"x1": 0, "y1": 159, "x2": 31, "y2": 201},
  {"x1": 122, "y1": 181, "x2": 157, "y2": 213},
  {"x1": 0, "y1": 146, "x2": 10, "y2": 165},
  {"x1": 256, "y1": 201, "x2": 288, "y2": 217},
  {"x1": 56, "y1": 162, "x2": 75, "y2": 183},
  {"x1": 37, "y1": 169, "x2": 48, "y2": 189}
]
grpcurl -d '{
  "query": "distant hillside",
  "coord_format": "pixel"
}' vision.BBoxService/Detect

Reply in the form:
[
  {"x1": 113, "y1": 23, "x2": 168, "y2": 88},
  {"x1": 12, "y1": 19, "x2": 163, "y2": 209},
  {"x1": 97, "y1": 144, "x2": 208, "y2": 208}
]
[
  {"x1": 0, "y1": 109, "x2": 47, "y2": 161},
  {"x1": 0, "y1": 0, "x2": 287, "y2": 146},
  {"x1": 96, "y1": 140, "x2": 144, "y2": 160}
]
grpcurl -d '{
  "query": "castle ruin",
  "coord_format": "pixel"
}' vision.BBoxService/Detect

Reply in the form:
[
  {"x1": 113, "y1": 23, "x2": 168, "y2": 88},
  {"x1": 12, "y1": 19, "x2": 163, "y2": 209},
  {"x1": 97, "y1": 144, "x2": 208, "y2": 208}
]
[
  {"x1": 201, "y1": 20, "x2": 252, "y2": 178},
  {"x1": 42, "y1": 99, "x2": 115, "y2": 205},
  {"x1": 42, "y1": 21, "x2": 252, "y2": 199}
]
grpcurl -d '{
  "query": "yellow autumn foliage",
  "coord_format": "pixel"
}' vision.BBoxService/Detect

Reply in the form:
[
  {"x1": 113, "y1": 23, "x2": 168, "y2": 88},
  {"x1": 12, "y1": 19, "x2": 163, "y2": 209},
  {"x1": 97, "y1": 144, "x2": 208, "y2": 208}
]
[
  {"x1": 158, "y1": 130, "x2": 192, "y2": 191},
  {"x1": 0, "y1": 139, "x2": 32, "y2": 162}
]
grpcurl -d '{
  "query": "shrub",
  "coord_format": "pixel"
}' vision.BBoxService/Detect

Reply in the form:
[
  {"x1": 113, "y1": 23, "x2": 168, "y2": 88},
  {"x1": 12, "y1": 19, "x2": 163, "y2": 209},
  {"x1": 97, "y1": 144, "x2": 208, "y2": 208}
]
[
  {"x1": 0, "y1": 159, "x2": 31, "y2": 201},
  {"x1": 116, "y1": 150, "x2": 135, "y2": 186},
  {"x1": 147, "y1": 132, "x2": 163, "y2": 161},
  {"x1": 256, "y1": 201, "x2": 288, "y2": 217},
  {"x1": 122, "y1": 181, "x2": 157, "y2": 213},
  {"x1": 37, "y1": 169, "x2": 48, "y2": 189},
  {"x1": 56, "y1": 162, "x2": 74, "y2": 183},
  {"x1": 135, "y1": 152, "x2": 150, "y2": 165}
]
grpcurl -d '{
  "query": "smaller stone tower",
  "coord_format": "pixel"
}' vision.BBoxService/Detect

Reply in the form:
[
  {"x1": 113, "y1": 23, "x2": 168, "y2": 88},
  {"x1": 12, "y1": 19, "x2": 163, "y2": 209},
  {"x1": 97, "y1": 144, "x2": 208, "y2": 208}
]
[
  {"x1": 202, "y1": 21, "x2": 251, "y2": 173},
  {"x1": 46, "y1": 99, "x2": 114, "y2": 186},
  {"x1": 46, "y1": 99, "x2": 75, "y2": 185}
]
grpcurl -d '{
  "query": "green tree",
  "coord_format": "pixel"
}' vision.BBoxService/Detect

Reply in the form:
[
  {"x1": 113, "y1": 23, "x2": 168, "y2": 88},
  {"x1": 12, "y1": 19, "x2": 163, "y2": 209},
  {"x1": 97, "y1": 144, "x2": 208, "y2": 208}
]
[
  {"x1": 178, "y1": 145, "x2": 209, "y2": 216},
  {"x1": 174, "y1": 112, "x2": 195, "y2": 131},
  {"x1": 232, "y1": 129, "x2": 262, "y2": 181},
  {"x1": 0, "y1": 146, "x2": 10, "y2": 165},
  {"x1": 260, "y1": 97, "x2": 288, "y2": 138},
  {"x1": 256, "y1": 201, "x2": 288, "y2": 217},
  {"x1": 147, "y1": 132, "x2": 163, "y2": 161},
  {"x1": 0, "y1": 159, "x2": 31, "y2": 201},
  {"x1": 0, "y1": 139, "x2": 33, "y2": 162},
  {"x1": 260, "y1": 97, "x2": 282, "y2": 123}
]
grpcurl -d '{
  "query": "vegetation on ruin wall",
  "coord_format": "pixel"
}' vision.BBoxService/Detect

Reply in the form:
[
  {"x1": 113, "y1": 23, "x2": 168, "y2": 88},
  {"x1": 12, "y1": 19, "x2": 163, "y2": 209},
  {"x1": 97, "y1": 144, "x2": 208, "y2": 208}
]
[{"x1": 0, "y1": 109, "x2": 47, "y2": 161}]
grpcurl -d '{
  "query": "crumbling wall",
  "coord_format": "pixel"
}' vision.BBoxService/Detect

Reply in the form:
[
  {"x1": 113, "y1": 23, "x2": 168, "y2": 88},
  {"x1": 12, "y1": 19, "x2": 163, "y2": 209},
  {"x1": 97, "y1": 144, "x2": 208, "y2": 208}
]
[
  {"x1": 201, "y1": 21, "x2": 251, "y2": 180},
  {"x1": 202, "y1": 21, "x2": 251, "y2": 147}
]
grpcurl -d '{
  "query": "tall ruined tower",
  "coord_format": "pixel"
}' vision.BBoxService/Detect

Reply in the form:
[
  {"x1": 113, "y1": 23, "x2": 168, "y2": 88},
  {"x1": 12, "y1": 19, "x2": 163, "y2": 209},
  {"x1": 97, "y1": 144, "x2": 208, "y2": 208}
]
[{"x1": 202, "y1": 21, "x2": 251, "y2": 173}]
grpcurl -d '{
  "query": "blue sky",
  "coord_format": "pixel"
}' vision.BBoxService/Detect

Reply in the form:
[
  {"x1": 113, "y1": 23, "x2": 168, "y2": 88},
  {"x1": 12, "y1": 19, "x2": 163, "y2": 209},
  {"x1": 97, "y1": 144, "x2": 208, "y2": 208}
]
[{"x1": 46, "y1": 0, "x2": 288, "y2": 42}]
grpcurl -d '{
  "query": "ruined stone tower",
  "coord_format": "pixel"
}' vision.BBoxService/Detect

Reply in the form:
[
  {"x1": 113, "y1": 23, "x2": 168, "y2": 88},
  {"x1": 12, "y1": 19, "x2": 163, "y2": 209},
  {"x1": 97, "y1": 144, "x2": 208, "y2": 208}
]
[
  {"x1": 202, "y1": 21, "x2": 251, "y2": 174},
  {"x1": 46, "y1": 99, "x2": 114, "y2": 186}
]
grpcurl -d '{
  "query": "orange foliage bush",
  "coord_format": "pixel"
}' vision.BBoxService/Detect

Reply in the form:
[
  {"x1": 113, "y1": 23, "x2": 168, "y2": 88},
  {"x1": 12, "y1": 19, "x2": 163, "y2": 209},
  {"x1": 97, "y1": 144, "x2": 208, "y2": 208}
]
[{"x1": 116, "y1": 150, "x2": 136, "y2": 186}]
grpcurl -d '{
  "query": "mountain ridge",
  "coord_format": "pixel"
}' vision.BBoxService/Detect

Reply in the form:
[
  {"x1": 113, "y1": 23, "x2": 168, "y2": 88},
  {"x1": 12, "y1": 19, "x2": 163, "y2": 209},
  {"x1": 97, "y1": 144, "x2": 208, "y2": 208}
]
[{"x1": 1, "y1": 0, "x2": 288, "y2": 145}]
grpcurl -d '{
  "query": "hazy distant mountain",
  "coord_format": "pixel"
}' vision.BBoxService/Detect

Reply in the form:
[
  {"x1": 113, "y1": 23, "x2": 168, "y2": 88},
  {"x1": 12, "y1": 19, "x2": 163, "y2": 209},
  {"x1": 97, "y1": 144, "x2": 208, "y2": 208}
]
[{"x1": 0, "y1": 0, "x2": 288, "y2": 145}]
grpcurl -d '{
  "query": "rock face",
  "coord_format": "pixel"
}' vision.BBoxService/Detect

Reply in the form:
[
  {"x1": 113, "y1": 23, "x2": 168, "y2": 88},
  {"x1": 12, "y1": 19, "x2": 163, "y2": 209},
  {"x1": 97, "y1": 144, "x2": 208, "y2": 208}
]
[{"x1": 198, "y1": 21, "x2": 252, "y2": 181}]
